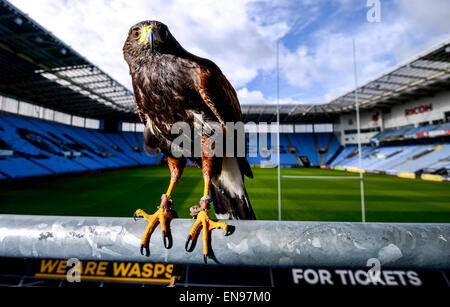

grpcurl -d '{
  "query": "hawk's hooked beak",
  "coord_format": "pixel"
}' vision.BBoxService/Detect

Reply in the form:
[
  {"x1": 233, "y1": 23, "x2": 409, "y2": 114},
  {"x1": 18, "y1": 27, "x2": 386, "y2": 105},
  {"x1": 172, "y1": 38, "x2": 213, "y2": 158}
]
[{"x1": 138, "y1": 25, "x2": 162, "y2": 51}]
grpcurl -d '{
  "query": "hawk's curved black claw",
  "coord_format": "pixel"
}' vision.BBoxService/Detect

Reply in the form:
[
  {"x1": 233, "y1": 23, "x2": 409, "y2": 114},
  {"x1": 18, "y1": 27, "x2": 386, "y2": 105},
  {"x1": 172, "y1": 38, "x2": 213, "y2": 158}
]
[
  {"x1": 224, "y1": 225, "x2": 235, "y2": 236},
  {"x1": 162, "y1": 231, "x2": 170, "y2": 249},
  {"x1": 203, "y1": 254, "x2": 208, "y2": 264},
  {"x1": 140, "y1": 244, "x2": 150, "y2": 257},
  {"x1": 185, "y1": 235, "x2": 193, "y2": 252},
  {"x1": 225, "y1": 227, "x2": 229, "y2": 236},
  {"x1": 133, "y1": 211, "x2": 143, "y2": 222}
]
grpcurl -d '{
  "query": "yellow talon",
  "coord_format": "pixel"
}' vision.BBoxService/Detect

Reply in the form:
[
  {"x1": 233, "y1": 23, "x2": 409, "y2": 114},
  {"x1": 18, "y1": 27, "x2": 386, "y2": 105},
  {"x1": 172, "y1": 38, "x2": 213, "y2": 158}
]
[
  {"x1": 185, "y1": 210, "x2": 228, "y2": 263},
  {"x1": 134, "y1": 207, "x2": 173, "y2": 256}
]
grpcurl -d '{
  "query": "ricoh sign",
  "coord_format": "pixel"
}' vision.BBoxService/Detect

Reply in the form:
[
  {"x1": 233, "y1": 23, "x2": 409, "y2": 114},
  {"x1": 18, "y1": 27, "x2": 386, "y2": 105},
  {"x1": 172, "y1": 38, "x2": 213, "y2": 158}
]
[{"x1": 405, "y1": 104, "x2": 433, "y2": 117}]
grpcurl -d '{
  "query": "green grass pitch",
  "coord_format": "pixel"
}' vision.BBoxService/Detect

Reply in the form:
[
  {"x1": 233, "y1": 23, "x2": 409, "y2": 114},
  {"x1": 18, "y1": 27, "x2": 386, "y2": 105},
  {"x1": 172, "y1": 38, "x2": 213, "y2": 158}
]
[{"x1": 1, "y1": 167, "x2": 449, "y2": 223}]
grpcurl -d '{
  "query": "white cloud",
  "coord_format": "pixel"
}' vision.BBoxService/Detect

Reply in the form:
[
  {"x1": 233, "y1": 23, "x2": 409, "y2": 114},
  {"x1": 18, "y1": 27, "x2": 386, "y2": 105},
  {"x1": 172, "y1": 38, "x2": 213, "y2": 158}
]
[
  {"x1": 9, "y1": 0, "x2": 288, "y2": 91},
  {"x1": 237, "y1": 88, "x2": 268, "y2": 105},
  {"x1": 275, "y1": 0, "x2": 450, "y2": 104},
  {"x1": 237, "y1": 88, "x2": 307, "y2": 105},
  {"x1": 398, "y1": 0, "x2": 450, "y2": 33}
]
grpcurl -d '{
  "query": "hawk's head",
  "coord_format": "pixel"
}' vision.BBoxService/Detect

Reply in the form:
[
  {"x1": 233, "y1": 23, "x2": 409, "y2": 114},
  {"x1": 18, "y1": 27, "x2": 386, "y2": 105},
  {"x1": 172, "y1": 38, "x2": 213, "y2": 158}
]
[{"x1": 123, "y1": 20, "x2": 180, "y2": 66}]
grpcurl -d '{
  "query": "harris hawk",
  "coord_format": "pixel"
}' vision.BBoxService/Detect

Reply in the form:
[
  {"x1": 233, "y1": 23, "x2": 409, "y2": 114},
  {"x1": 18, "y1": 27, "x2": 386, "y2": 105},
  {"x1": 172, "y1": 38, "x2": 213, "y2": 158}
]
[{"x1": 123, "y1": 20, "x2": 256, "y2": 263}]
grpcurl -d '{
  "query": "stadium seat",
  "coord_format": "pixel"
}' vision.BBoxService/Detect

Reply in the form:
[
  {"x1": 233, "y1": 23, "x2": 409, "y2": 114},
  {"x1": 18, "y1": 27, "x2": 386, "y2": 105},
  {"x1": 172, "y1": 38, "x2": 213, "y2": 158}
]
[
  {"x1": 0, "y1": 113, "x2": 159, "y2": 179},
  {"x1": 394, "y1": 144, "x2": 450, "y2": 173},
  {"x1": 0, "y1": 157, "x2": 52, "y2": 178},
  {"x1": 439, "y1": 123, "x2": 450, "y2": 131},
  {"x1": 1, "y1": 112, "x2": 449, "y2": 179}
]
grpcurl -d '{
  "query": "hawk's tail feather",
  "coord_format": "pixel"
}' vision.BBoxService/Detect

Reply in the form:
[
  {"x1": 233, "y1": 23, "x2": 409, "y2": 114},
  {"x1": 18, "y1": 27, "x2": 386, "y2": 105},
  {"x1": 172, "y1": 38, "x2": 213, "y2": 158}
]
[
  {"x1": 210, "y1": 184, "x2": 256, "y2": 220},
  {"x1": 210, "y1": 157, "x2": 256, "y2": 220}
]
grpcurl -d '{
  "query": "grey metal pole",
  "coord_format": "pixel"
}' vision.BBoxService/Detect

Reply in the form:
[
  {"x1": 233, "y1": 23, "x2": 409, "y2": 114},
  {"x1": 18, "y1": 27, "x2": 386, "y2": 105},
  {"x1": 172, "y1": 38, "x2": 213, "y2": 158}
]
[
  {"x1": 352, "y1": 38, "x2": 366, "y2": 223},
  {"x1": 276, "y1": 40, "x2": 282, "y2": 221},
  {"x1": 0, "y1": 214, "x2": 449, "y2": 269}
]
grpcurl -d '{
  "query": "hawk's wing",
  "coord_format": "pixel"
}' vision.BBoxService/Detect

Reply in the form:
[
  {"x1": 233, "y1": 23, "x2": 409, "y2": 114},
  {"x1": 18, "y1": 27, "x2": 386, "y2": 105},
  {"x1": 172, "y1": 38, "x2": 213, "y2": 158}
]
[
  {"x1": 190, "y1": 61, "x2": 253, "y2": 179},
  {"x1": 192, "y1": 63, "x2": 243, "y2": 127},
  {"x1": 132, "y1": 79, "x2": 147, "y2": 125}
]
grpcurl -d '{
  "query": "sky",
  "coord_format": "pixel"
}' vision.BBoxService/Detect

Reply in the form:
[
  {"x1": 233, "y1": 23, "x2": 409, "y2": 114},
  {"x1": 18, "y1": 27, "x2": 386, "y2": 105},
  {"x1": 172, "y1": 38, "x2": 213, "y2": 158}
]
[{"x1": 8, "y1": 0, "x2": 450, "y2": 105}]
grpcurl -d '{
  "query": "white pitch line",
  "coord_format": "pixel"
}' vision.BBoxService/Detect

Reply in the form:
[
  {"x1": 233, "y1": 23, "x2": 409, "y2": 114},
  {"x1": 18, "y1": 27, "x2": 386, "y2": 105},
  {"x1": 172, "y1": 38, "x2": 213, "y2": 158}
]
[{"x1": 281, "y1": 176, "x2": 361, "y2": 179}]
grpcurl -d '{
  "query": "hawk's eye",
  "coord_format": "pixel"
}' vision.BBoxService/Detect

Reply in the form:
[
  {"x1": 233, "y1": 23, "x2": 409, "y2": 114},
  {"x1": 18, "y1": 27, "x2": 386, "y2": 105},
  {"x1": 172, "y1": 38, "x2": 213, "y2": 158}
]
[{"x1": 132, "y1": 28, "x2": 141, "y2": 40}]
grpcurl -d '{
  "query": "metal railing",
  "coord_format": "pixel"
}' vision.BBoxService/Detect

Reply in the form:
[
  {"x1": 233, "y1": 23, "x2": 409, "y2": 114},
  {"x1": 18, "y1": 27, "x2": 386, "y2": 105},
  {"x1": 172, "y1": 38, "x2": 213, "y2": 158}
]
[{"x1": 0, "y1": 214, "x2": 449, "y2": 269}]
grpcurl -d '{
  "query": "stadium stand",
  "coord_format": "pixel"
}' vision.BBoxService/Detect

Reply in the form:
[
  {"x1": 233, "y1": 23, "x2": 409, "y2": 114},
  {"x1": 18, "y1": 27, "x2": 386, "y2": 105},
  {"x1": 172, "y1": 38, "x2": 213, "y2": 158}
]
[
  {"x1": 244, "y1": 132, "x2": 341, "y2": 168},
  {"x1": 393, "y1": 144, "x2": 449, "y2": 173},
  {"x1": 330, "y1": 143, "x2": 450, "y2": 177},
  {"x1": 290, "y1": 134, "x2": 319, "y2": 166},
  {"x1": 246, "y1": 133, "x2": 265, "y2": 166},
  {"x1": 371, "y1": 122, "x2": 450, "y2": 142},
  {"x1": 330, "y1": 145, "x2": 357, "y2": 167},
  {"x1": 0, "y1": 157, "x2": 52, "y2": 178},
  {"x1": 0, "y1": 113, "x2": 158, "y2": 179},
  {"x1": 405, "y1": 124, "x2": 439, "y2": 137},
  {"x1": 1, "y1": 112, "x2": 448, "y2": 180},
  {"x1": 318, "y1": 133, "x2": 341, "y2": 165}
]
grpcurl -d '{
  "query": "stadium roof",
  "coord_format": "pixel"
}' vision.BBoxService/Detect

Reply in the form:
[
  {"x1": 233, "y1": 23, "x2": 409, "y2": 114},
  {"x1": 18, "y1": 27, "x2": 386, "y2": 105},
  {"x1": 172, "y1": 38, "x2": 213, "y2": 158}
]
[
  {"x1": 0, "y1": 0, "x2": 138, "y2": 121},
  {"x1": 243, "y1": 38, "x2": 450, "y2": 123}
]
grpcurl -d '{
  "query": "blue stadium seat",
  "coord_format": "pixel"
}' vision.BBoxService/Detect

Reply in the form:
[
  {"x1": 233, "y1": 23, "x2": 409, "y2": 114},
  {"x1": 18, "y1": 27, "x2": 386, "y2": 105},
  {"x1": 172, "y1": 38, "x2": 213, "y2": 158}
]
[
  {"x1": 0, "y1": 157, "x2": 52, "y2": 178},
  {"x1": 439, "y1": 123, "x2": 450, "y2": 131},
  {"x1": 332, "y1": 143, "x2": 449, "y2": 174},
  {"x1": 331, "y1": 146, "x2": 356, "y2": 166},
  {"x1": 318, "y1": 133, "x2": 341, "y2": 165},
  {"x1": 288, "y1": 134, "x2": 319, "y2": 166},
  {"x1": 394, "y1": 144, "x2": 450, "y2": 173},
  {"x1": 1, "y1": 113, "x2": 448, "y2": 178},
  {"x1": 0, "y1": 113, "x2": 160, "y2": 179}
]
